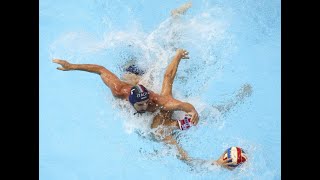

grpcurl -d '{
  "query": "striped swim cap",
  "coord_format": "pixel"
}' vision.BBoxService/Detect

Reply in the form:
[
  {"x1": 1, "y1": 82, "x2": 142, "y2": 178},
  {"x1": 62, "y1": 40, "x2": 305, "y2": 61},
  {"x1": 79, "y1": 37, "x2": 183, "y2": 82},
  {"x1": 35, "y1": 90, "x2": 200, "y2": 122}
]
[{"x1": 129, "y1": 84, "x2": 150, "y2": 105}]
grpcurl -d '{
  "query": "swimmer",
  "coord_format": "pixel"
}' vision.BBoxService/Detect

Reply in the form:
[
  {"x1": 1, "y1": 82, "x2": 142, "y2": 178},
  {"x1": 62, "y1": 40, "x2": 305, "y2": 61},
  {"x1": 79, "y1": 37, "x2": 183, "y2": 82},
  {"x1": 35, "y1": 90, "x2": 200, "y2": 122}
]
[
  {"x1": 53, "y1": 49, "x2": 199, "y2": 124},
  {"x1": 122, "y1": 48, "x2": 237, "y2": 170}
]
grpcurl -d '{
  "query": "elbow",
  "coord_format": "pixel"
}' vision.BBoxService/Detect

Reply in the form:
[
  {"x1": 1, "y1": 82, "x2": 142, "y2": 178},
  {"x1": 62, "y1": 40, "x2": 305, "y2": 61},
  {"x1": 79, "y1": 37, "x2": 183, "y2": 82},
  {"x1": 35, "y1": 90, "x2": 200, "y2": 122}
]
[
  {"x1": 164, "y1": 73, "x2": 173, "y2": 79},
  {"x1": 97, "y1": 66, "x2": 108, "y2": 74},
  {"x1": 111, "y1": 86, "x2": 125, "y2": 98}
]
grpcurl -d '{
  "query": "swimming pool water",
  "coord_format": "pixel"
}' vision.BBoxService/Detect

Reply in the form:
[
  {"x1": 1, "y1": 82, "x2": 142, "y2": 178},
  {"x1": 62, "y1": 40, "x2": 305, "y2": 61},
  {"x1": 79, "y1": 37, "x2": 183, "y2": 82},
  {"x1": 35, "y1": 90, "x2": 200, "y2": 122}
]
[{"x1": 40, "y1": 0, "x2": 280, "y2": 179}]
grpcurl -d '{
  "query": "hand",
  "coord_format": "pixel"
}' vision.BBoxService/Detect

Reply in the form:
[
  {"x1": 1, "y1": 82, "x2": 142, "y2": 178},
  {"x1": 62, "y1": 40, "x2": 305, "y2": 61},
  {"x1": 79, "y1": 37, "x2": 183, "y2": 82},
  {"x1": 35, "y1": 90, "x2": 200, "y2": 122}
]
[
  {"x1": 176, "y1": 49, "x2": 189, "y2": 59},
  {"x1": 52, "y1": 59, "x2": 72, "y2": 71},
  {"x1": 187, "y1": 110, "x2": 199, "y2": 126},
  {"x1": 214, "y1": 150, "x2": 235, "y2": 170}
]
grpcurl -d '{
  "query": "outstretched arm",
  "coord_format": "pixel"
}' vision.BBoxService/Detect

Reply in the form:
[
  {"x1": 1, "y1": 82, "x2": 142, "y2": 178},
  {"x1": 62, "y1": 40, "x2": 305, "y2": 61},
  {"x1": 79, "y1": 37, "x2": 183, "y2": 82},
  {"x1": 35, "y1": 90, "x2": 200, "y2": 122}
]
[
  {"x1": 52, "y1": 59, "x2": 130, "y2": 99},
  {"x1": 160, "y1": 49, "x2": 189, "y2": 97},
  {"x1": 163, "y1": 135, "x2": 190, "y2": 162},
  {"x1": 163, "y1": 135, "x2": 234, "y2": 170}
]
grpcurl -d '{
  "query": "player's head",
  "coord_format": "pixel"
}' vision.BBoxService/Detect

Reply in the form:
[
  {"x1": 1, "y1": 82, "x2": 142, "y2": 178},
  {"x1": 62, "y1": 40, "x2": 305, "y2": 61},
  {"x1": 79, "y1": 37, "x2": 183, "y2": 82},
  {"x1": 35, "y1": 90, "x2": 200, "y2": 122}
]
[{"x1": 129, "y1": 85, "x2": 150, "y2": 114}]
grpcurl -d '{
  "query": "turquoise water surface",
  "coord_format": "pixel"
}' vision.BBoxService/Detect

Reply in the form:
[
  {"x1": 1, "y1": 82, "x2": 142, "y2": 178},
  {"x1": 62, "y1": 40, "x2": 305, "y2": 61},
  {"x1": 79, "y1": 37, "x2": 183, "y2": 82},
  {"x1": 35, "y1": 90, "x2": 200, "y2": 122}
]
[{"x1": 40, "y1": 0, "x2": 280, "y2": 179}]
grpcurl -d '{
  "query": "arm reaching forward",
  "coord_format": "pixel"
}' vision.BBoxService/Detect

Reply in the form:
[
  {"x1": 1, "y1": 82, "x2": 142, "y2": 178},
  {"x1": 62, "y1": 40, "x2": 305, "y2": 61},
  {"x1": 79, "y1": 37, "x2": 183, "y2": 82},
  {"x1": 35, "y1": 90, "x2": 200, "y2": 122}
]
[
  {"x1": 163, "y1": 134, "x2": 234, "y2": 170},
  {"x1": 52, "y1": 59, "x2": 130, "y2": 99}
]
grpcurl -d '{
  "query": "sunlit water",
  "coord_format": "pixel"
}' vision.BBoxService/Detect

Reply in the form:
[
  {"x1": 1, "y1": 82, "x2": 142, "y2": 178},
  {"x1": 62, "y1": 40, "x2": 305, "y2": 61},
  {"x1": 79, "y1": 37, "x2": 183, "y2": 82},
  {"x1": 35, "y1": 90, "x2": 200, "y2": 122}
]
[{"x1": 40, "y1": 0, "x2": 280, "y2": 179}]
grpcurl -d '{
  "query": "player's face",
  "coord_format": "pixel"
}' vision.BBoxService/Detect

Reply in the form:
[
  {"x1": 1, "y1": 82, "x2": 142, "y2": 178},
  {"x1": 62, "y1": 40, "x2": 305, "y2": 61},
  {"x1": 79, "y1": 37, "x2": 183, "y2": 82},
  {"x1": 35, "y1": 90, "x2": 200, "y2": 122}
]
[{"x1": 133, "y1": 99, "x2": 149, "y2": 113}]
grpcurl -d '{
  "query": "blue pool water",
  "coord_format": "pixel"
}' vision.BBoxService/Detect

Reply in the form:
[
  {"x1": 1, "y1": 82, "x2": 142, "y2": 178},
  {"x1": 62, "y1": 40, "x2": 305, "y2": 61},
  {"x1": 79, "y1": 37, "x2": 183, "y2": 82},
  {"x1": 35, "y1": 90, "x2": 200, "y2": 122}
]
[{"x1": 40, "y1": 0, "x2": 280, "y2": 179}]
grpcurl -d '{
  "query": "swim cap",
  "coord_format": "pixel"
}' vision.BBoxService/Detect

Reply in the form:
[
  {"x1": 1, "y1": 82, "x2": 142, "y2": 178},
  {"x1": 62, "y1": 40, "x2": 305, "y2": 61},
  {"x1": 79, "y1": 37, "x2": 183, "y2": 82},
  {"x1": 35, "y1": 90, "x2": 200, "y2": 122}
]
[{"x1": 129, "y1": 84, "x2": 150, "y2": 105}]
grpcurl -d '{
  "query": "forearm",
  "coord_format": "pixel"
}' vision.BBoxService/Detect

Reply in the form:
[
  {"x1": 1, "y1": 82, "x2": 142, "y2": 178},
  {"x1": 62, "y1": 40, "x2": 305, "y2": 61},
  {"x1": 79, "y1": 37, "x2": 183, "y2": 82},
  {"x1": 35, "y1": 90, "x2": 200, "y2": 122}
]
[
  {"x1": 173, "y1": 101, "x2": 199, "y2": 125},
  {"x1": 68, "y1": 63, "x2": 105, "y2": 75},
  {"x1": 162, "y1": 101, "x2": 196, "y2": 116},
  {"x1": 178, "y1": 102, "x2": 196, "y2": 113},
  {"x1": 160, "y1": 49, "x2": 188, "y2": 96},
  {"x1": 171, "y1": 140, "x2": 207, "y2": 167},
  {"x1": 175, "y1": 143, "x2": 191, "y2": 162},
  {"x1": 53, "y1": 59, "x2": 128, "y2": 99},
  {"x1": 164, "y1": 55, "x2": 182, "y2": 81},
  {"x1": 163, "y1": 135, "x2": 191, "y2": 161},
  {"x1": 68, "y1": 63, "x2": 121, "y2": 84}
]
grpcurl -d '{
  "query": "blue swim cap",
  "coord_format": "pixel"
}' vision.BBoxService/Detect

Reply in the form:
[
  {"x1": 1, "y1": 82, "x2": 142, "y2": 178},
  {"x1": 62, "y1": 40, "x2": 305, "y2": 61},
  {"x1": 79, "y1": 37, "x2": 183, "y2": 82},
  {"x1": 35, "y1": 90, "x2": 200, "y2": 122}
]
[{"x1": 129, "y1": 84, "x2": 150, "y2": 105}]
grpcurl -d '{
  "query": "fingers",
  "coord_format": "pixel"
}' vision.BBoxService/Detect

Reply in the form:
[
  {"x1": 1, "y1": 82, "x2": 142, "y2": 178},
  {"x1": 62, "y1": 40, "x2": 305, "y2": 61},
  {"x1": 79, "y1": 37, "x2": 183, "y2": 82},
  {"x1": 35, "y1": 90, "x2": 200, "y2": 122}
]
[
  {"x1": 182, "y1": 49, "x2": 189, "y2": 59},
  {"x1": 224, "y1": 158, "x2": 233, "y2": 163},
  {"x1": 52, "y1": 59, "x2": 68, "y2": 65},
  {"x1": 53, "y1": 59, "x2": 70, "y2": 71},
  {"x1": 191, "y1": 117, "x2": 198, "y2": 125},
  {"x1": 225, "y1": 162, "x2": 234, "y2": 166},
  {"x1": 220, "y1": 158, "x2": 234, "y2": 170},
  {"x1": 57, "y1": 67, "x2": 66, "y2": 71},
  {"x1": 177, "y1": 49, "x2": 190, "y2": 59},
  {"x1": 190, "y1": 117, "x2": 195, "y2": 125},
  {"x1": 225, "y1": 166, "x2": 235, "y2": 171},
  {"x1": 53, "y1": 59, "x2": 64, "y2": 70},
  {"x1": 219, "y1": 150, "x2": 228, "y2": 159},
  {"x1": 193, "y1": 114, "x2": 199, "y2": 125},
  {"x1": 52, "y1": 59, "x2": 62, "y2": 64}
]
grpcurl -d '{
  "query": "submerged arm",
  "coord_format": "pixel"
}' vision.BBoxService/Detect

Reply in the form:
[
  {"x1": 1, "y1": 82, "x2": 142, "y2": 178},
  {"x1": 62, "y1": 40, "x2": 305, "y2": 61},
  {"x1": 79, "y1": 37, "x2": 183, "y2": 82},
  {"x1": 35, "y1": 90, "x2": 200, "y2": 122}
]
[
  {"x1": 163, "y1": 135, "x2": 233, "y2": 170},
  {"x1": 163, "y1": 135, "x2": 191, "y2": 162}
]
